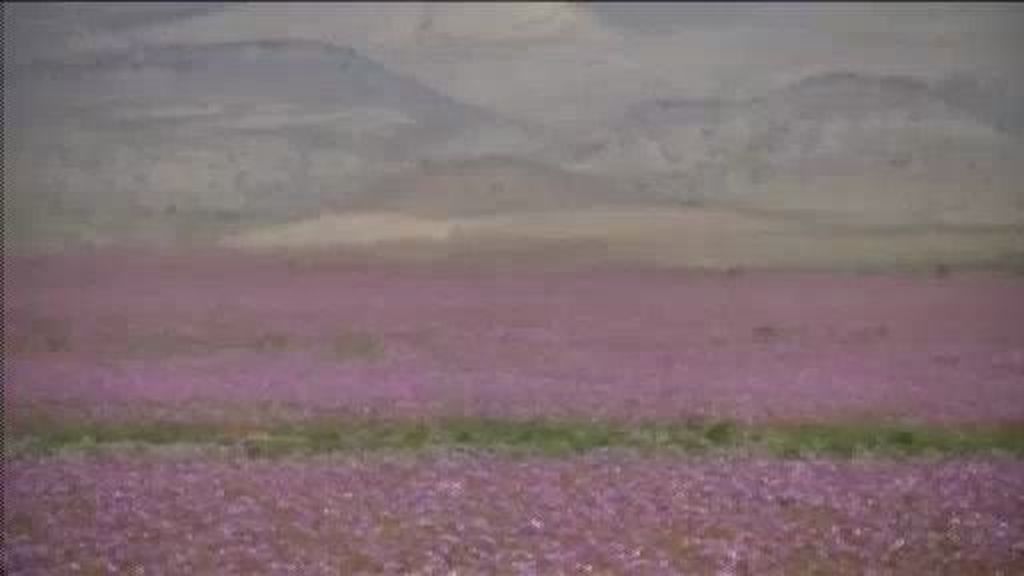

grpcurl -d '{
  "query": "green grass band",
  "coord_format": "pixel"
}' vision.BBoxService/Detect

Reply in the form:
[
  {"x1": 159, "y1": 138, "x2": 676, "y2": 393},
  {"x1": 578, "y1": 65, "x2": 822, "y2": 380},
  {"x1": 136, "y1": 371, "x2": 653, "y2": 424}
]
[{"x1": 8, "y1": 416, "x2": 1024, "y2": 459}]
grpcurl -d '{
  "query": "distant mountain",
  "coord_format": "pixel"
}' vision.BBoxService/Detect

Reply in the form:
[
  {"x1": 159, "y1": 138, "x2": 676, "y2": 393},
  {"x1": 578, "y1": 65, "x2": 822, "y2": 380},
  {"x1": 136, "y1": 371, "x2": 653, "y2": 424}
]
[
  {"x1": 12, "y1": 39, "x2": 494, "y2": 133},
  {"x1": 340, "y1": 156, "x2": 649, "y2": 218},
  {"x1": 5, "y1": 39, "x2": 543, "y2": 247},
  {"x1": 6, "y1": 38, "x2": 1022, "y2": 251},
  {"x1": 570, "y1": 71, "x2": 1024, "y2": 227},
  {"x1": 931, "y1": 73, "x2": 1023, "y2": 137}
]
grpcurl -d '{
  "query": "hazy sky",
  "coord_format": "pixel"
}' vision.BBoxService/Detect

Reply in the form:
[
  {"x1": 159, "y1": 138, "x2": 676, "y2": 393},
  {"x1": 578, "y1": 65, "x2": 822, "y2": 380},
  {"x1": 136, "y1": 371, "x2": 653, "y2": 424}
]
[{"x1": 9, "y1": 3, "x2": 1023, "y2": 100}]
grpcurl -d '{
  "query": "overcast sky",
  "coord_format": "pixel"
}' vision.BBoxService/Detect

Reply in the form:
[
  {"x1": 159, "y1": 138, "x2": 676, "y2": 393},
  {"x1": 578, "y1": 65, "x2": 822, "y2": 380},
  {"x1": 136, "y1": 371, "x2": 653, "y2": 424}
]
[{"x1": 8, "y1": 3, "x2": 1023, "y2": 97}]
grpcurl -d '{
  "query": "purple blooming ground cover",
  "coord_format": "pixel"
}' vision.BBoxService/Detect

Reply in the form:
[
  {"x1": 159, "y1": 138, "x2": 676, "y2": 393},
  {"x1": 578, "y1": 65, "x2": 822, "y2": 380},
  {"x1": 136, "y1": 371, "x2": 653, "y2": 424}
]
[
  {"x1": 5, "y1": 249, "x2": 1024, "y2": 574},
  {"x1": 6, "y1": 455, "x2": 1024, "y2": 574},
  {"x1": 6, "y1": 250, "x2": 1024, "y2": 423}
]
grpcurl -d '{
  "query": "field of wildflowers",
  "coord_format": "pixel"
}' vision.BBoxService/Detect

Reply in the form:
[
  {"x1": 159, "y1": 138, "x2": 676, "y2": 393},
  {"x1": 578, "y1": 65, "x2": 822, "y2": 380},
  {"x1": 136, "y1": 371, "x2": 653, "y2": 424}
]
[{"x1": 5, "y1": 249, "x2": 1024, "y2": 573}]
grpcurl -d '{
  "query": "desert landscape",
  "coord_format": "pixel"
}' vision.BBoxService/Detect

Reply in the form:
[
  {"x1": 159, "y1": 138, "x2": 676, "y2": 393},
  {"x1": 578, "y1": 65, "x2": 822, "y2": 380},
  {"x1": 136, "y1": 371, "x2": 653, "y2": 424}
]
[{"x1": 4, "y1": 3, "x2": 1024, "y2": 574}]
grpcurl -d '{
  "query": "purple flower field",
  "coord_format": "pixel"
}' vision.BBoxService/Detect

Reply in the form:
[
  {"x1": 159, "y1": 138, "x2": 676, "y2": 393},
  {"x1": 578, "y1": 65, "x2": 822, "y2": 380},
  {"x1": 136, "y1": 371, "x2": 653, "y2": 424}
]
[
  {"x1": 5, "y1": 250, "x2": 1024, "y2": 574},
  {"x1": 5, "y1": 250, "x2": 1024, "y2": 423},
  {"x1": 7, "y1": 454, "x2": 1024, "y2": 574}
]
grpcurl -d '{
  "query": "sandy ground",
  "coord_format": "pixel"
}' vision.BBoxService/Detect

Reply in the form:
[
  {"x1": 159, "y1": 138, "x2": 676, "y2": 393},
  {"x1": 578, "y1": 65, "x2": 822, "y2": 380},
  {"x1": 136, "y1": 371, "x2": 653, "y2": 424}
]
[{"x1": 219, "y1": 207, "x2": 1024, "y2": 271}]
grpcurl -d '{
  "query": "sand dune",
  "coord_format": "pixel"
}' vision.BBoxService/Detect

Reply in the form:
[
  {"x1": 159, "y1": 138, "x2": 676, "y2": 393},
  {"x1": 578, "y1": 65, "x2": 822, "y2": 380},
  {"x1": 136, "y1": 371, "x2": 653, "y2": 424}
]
[
  {"x1": 221, "y1": 213, "x2": 457, "y2": 249},
  {"x1": 220, "y1": 207, "x2": 1024, "y2": 271}
]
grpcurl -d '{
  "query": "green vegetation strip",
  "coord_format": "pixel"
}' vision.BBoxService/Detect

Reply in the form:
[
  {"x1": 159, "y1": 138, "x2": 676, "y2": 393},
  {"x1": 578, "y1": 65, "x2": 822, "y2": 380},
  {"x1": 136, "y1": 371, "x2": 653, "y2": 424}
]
[{"x1": 7, "y1": 417, "x2": 1024, "y2": 459}]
